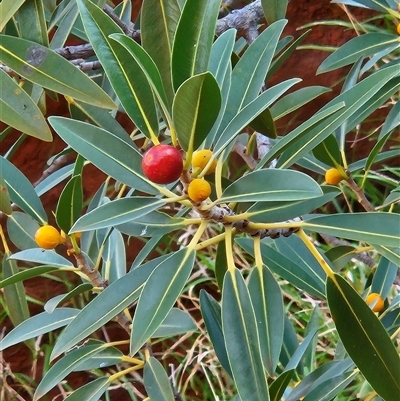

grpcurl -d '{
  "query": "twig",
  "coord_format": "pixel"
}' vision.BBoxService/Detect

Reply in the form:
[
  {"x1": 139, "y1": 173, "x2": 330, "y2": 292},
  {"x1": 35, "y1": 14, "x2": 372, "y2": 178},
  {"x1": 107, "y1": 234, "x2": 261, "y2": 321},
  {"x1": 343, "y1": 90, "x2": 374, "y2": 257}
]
[{"x1": 345, "y1": 174, "x2": 375, "y2": 212}]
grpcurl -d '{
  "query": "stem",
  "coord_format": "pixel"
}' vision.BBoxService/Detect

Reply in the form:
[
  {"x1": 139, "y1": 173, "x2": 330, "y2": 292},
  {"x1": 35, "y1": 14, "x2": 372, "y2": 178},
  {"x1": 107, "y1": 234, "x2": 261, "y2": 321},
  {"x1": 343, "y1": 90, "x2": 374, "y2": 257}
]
[
  {"x1": 108, "y1": 363, "x2": 145, "y2": 382},
  {"x1": 246, "y1": 220, "x2": 304, "y2": 231},
  {"x1": 296, "y1": 229, "x2": 335, "y2": 279},
  {"x1": 0, "y1": 224, "x2": 11, "y2": 254},
  {"x1": 345, "y1": 175, "x2": 375, "y2": 212},
  {"x1": 187, "y1": 220, "x2": 208, "y2": 252},
  {"x1": 224, "y1": 226, "x2": 236, "y2": 273},
  {"x1": 253, "y1": 235, "x2": 263, "y2": 269},
  {"x1": 195, "y1": 231, "x2": 227, "y2": 250}
]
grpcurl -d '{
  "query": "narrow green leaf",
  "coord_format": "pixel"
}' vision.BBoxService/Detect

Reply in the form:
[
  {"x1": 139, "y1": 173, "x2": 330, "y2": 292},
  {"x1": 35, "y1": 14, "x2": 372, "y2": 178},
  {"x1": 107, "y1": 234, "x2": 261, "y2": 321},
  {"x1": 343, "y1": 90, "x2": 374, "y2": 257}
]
[
  {"x1": 56, "y1": 175, "x2": 83, "y2": 234},
  {"x1": 246, "y1": 186, "x2": 340, "y2": 223},
  {"x1": 248, "y1": 266, "x2": 284, "y2": 375},
  {"x1": 269, "y1": 370, "x2": 294, "y2": 401},
  {"x1": 249, "y1": 108, "x2": 277, "y2": 139},
  {"x1": 51, "y1": 254, "x2": 169, "y2": 359},
  {"x1": 77, "y1": 0, "x2": 159, "y2": 139},
  {"x1": 327, "y1": 274, "x2": 400, "y2": 401},
  {"x1": 371, "y1": 257, "x2": 398, "y2": 298},
  {"x1": 144, "y1": 357, "x2": 175, "y2": 401},
  {"x1": 18, "y1": 0, "x2": 49, "y2": 46},
  {"x1": 0, "y1": 174, "x2": 12, "y2": 215},
  {"x1": 173, "y1": 72, "x2": 221, "y2": 153},
  {"x1": 214, "y1": 79, "x2": 301, "y2": 155},
  {"x1": 222, "y1": 268, "x2": 270, "y2": 401},
  {"x1": 102, "y1": 229, "x2": 126, "y2": 283},
  {"x1": 0, "y1": 308, "x2": 79, "y2": 351},
  {"x1": 0, "y1": 70, "x2": 52, "y2": 141},
  {"x1": 49, "y1": 1, "x2": 79, "y2": 49},
  {"x1": 7, "y1": 211, "x2": 39, "y2": 250},
  {"x1": 261, "y1": 0, "x2": 288, "y2": 24},
  {"x1": 73, "y1": 342, "x2": 123, "y2": 371},
  {"x1": 34, "y1": 344, "x2": 105, "y2": 400},
  {"x1": 130, "y1": 249, "x2": 195, "y2": 355},
  {"x1": 171, "y1": 0, "x2": 221, "y2": 90},
  {"x1": 303, "y1": 212, "x2": 400, "y2": 248},
  {"x1": 215, "y1": 240, "x2": 228, "y2": 291},
  {"x1": 63, "y1": 377, "x2": 109, "y2": 401},
  {"x1": 153, "y1": 308, "x2": 197, "y2": 338},
  {"x1": 219, "y1": 19, "x2": 287, "y2": 133},
  {"x1": 0, "y1": 36, "x2": 116, "y2": 109},
  {"x1": 218, "y1": 169, "x2": 322, "y2": 204},
  {"x1": 9, "y1": 249, "x2": 73, "y2": 268},
  {"x1": 270, "y1": 86, "x2": 331, "y2": 121},
  {"x1": 2, "y1": 255, "x2": 31, "y2": 342},
  {"x1": 199, "y1": 290, "x2": 232, "y2": 377},
  {"x1": 276, "y1": 65, "x2": 400, "y2": 168},
  {"x1": 236, "y1": 238, "x2": 326, "y2": 299},
  {"x1": 108, "y1": 33, "x2": 170, "y2": 115},
  {"x1": 312, "y1": 134, "x2": 341, "y2": 167},
  {"x1": 71, "y1": 197, "x2": 165, "y2": 233},
  {"x1": 0, "y1": 156, "x2": 47, "y2": 223},
  {"x1": 0, "y1": 0, "x2": 25, "y2": 31},
  {"x1": 284, "y1": 329, "x2": 318, "y2": 371},
  {"x1": 48, "y1": 117, "x2": 157, "y2": 194},
  {"x1": 0, "y1": 265, "x2": 59, "y2": 289},
  {"x1": 141, "y1": 0, "x2": 180, "y2": 107},
  {"x1": 318, "y1": 33, "x2": 399, "y2": 73},
  {"x1": 279, "y1": 316, "x2": 300, "y2": 374},
  {"x1": 44, "y1": 284, "x2": 93, "y2": 314}
]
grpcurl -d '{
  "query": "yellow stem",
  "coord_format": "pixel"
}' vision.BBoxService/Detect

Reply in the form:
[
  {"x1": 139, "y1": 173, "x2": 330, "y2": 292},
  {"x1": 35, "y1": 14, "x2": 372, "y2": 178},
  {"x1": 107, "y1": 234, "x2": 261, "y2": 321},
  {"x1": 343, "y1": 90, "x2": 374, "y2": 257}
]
[
  {"x1": 246, "y1": 220, "x2": 304, "y2": 231},
  {"x1": 187, "y1": 220, "x2": 208, "y2": 252},
  {"x1": 354, "y1": 246, "x2": 373, "y2": 254},
  {"x1": 103, "y1": 340, "x2": 130, "y2": 347},
  {"x1": 195, "y1": 232, "x2": 227, "y2": 250},
  {"x1": 108, "y1": 363, "x2": 145, "y2": 382},
  {"x1": 296, "y1": 229, "x2": 335, "y2": 279},
  {"x1": 0, "y1": 224, "x2": 11, "y2": 254},
  {"x1": 120, "y1": 355, "x2": 143, "y2": 365},
  {"x1": 117, "y1": 184, "x2": 127, "y2": 199},
  {"x1": 253, "y1": 235, "x2": 263, "y2": 269},
  {"x1": 224, "y1": 226, "x2": 236, "y2": 273},
  {"x1": 214, "y1": 151, "x2": 225, "y2": 199}
]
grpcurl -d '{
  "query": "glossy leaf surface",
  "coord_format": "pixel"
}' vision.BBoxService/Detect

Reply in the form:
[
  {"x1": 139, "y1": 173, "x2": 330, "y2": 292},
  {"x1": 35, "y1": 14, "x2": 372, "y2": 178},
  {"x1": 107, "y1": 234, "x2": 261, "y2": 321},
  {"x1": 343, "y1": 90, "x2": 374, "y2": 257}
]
[{"x1": 144, "y1": 357, "x2": 175, "y2": 401}]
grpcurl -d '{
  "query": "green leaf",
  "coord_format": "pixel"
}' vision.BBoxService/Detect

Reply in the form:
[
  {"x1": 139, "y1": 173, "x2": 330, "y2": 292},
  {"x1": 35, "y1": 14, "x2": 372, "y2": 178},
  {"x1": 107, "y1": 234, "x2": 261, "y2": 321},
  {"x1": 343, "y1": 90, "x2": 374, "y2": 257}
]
[
  {"x1": 246, "y1": 186, "x2": 340, "y2": 223},
  {"x1": 108, "y1": 33, "x2": 170, "y2": 117},
  {"x1": 141, "y1": 0, "x2": 180, "y2": 107},
  {"x1": 261, "y1": 0, "x2": 288, "y2": 24},
  {"x1": 0, "y1": 174, "x2": 12, "y2": 215},
  {"x1": 325, "y1": 245, "x2": 356, "y2": 271},
  {"x1": 171, "y1": 0, "x2": 220, "y2": 90},
  {"x1": 269, "y1": 370, "x2": 294, "y2": 401},
  {"x1": 56, "y1": 175, "x2": 83, "y2": 234},
  {"x1": 249, "y1": 108, "x2": 277, "y2": 139},
  {"x1": 144, "y1": 357, "x2": 175, "y2": 401},
  {"x1": 270, "y1": 86, "x2": 331, "y2": 121},
  {"x1": 0, "y1": 0, "x2": 26, "y2": 31},
  {"x1": 63, "y1": 377, "x2": 109, "y2": 401},
  {"x1": 102, "y1": 229, "x2": 126, "y2": 283},
  {"x1": 303, "y1": 212, "x2": 400, "y2": 248},
  {"x1": 199, "y1": 290, "x2": 232, "y2": 378},
  {"x1": 2, "y1": 255, "x2": 31, "y2": 348},
  {"x1": 326, "y1": 274, "x2": 400, "y2": 401},
  {"x1": 371, "y1": 257, "x2": 398, "y2": 300},
  {"x1": 173, "y1": 72, "x2": 221, "y2": 153},
  {"x1": 248, "y1": 266, "x2": 284, "y2": 375},
  {"x1": 77, "y1": 0, "x2": 159, "y2": 140},
  {"x1": 153, "y1": 308, "x2": 197, "y2": 338},
  {"x1": 7, "y1": 212, "x2": 39, "y2": 250},
  {"x1": 116, "y1": 211, "x2": 185, "y2": 237},
  {"x1": 73, "y1": 342, "x2": 123, "y2": 371},
  {"x1": 51, "y1": 255, "x2": 169, "y2": 359},
  {"x1": 0, "y1": 156, "x2": 47, "y2": 223},
  {"x1": 0, "y1": 70, "x2": 52, "y2": 141},
  {"x1": 9, "y1": 248, "x2": 73, "y2": 268},
  {"x1": 236, "y1": 238, "x2": 326, "y2": 299},
  {"x1": 279, "y1": 316, "x2": 300, "y2": 374},
  {"x1": 284, "y1": 329, "x2": 318, "y2": 371},
  {"x1": 34, "y1": 344, "x2": 105, "y2": 400},
  {"x1": 48, "y1": 117, "x2": 157, "y2": 194},
  {"x1": 214, "y1": 78, "x2": 301, "y2": 155},
  {"x1": 18, "y1": 0, "x2": 49, "y2": 46},
  {"x1": 0, "y1": 36, "x2": 116, "y2": 109},
  {"x1": 285, "y1": 359, "x2": 354, "y2": 401},
  {"x1": 0, "y1": 265, "x2": 59, "y2": 289},
  {"x1": 318, "y1": 33, "x2": 399, "y2": 73},
  {"x1": 0, "y1": 308, "x2": 79, "y2": 351},
  {"x1": 218, "y1": 169, "x2": 322, "y2": 204},
  {"x1": 71, "y1": 197, "x2": 165, "y2": 233},
  {"x1": 215, "y1": 240, "x2": 228, "y2": 290},
  {"x1": 312, "y1": 134, "x2": 341, "y2": 167},
  {"x1": 222, "y1": 268, "x2": 270, "y2": 401},
  {"x1": 130, "y1": 249, "x2": 195, "y2": 355},
  {"x1": 44, "y1": 284, "x2": 93, "y2": 314},
  {"x1": 219, "y1": 19, "x2": 287, "y2": 132}
]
